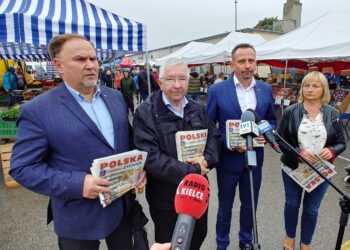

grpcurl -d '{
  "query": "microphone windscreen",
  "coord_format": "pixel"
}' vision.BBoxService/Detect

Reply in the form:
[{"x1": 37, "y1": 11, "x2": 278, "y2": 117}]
[
  {"x1": 241, "y1": 110, "x2": 256, "y2": 123},
  {"x1": 174, "y1": 174, "x2": 209, "y2": 220},
  {"x1": 246, "y1": 108, "x2": 261, "y2": 123}
]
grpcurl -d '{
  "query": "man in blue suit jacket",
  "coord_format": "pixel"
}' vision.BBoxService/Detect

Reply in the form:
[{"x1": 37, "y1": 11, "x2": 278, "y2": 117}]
[
  {"x1": 10, "y1": 34, "x2": 146, "y2": 250},
  {"x1": 206, "y1": 43, "x2": 276, "y2": 250}
]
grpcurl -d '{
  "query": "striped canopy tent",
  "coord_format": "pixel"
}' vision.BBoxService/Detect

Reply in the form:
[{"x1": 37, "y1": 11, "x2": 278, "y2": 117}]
[{"x1": 0, "y1": 0, "x2": 146, "y2": 61}]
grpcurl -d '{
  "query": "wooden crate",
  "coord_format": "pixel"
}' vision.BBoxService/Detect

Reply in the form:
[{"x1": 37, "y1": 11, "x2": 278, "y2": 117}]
[{"x1": 0, "y1": 142, "x2": 21, "y2": 188}]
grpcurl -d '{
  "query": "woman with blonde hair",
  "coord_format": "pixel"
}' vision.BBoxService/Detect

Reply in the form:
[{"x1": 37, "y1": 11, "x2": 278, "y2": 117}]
[{"x1": 277, "y1": 71, "x2": 346, "y2": 250}]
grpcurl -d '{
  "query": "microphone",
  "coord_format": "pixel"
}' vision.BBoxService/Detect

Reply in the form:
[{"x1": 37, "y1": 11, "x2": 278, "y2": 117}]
[
  {"x1": 240, "y1": 110, "x2": 257, "y2": 168},
  {"x1": 239, "y1": 111, "x2": 259, "y2": 141},
  {"x1": 247, "y1": 109, "x2": 281, "y2": 153},
  {"x1": 171, "y1": 174, "x2": 210, "y2": 250},
  {"x1": 240, "y1": 110, "x2": 259, "y2": 150}
]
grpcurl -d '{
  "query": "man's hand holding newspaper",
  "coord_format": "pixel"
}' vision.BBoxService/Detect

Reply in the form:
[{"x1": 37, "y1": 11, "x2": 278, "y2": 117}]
[
  {"x1": 90, "y1": 150, "x2": 148, "y2": 207},
  {"x1": 186, "y1": 156, "x2": 209, "y2": 175}
]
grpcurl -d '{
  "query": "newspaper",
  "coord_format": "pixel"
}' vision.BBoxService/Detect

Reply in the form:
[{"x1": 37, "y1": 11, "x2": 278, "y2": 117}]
[
  {"x1": 90, "y1": 150, "x2": 147, "y2": 207},
  {"x1": 282, "y1": 155, "x2": 336, "y2": 193},
  {"x1": 175, "y1": 129, "x2": 208, "y2": 162},
  {"x1": 225, "y1": 120, "x2": 264, "y2": 150}
]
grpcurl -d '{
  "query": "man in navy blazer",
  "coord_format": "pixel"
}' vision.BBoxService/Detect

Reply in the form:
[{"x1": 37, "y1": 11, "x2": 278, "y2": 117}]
[
  {"x1": 10, "y1": 34, "x2": 146, "y2": 250},
  {"x1": 206, "y1": 43, "x2": 276, "y2": 250}
]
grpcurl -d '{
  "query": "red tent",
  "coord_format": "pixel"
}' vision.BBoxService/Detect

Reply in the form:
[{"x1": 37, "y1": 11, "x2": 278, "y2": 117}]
[{"x1": 119, "y1": 57, "x2": 135, "y2": 68}]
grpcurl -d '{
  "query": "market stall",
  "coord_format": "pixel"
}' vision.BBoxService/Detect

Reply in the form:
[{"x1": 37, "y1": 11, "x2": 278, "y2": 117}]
[
  {"x1": 255, "y1": 8, "x2": 350, "y2": 112},
  {"x1": 0, "y1": 0, "x2": 147, "y2": 187},
  {"x1": 183, "y1": 31, "x2": 266, "y2": 65},
  {"x1": 154, "y1": 41, "x2": 212, "y2": 66}
]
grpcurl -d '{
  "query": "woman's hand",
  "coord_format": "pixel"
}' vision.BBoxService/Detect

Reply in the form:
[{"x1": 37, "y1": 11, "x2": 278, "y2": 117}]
[
  {"x1": 299, "y1": 150, "x2": 317, "y2": 164},
  {"x1": 319, "y1": 148, "x2": 333, "y2": 161}
]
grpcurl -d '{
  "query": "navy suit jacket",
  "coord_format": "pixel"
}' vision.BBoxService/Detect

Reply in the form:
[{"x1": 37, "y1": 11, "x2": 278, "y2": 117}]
[
  {"x1": 206, "y1": 76, "x2": 277, "y2": 174},
  {"x1": 10, "y1": 84, "x2": 130, "y2": 240}
]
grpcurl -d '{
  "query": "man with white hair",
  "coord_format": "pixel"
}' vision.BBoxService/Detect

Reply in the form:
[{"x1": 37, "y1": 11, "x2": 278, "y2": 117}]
[{"x1": 133, "y1": 58, "x2": 221, "y2": 250}]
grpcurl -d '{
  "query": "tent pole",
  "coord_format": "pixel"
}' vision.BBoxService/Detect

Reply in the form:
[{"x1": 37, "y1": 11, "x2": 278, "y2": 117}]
[
  {"x1": 282, "y1": 59, "x2": 289, "y2": 113},
  {"x1": 145, "y1": 51, "x2": 151, "y2": 95}
]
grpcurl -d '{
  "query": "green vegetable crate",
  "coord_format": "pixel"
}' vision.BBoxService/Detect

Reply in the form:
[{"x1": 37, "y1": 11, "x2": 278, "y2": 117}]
[
  {"x1": 0, "y1": 94, "x2": 9, "y2": 107},
  {"x1": 0, "y1": 119, "x2": 17, "y2": 138}
]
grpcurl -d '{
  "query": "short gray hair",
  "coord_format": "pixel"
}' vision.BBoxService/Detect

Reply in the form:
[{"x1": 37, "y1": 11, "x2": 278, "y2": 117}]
[{"x1": 159, "y1": 58, "x2": 189, "y2": 79}]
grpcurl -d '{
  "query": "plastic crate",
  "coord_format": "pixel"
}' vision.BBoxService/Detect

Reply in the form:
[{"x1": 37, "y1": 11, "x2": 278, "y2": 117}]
[
  {"x1": 0, "y1": 94, "x2": 9, "y2": 107},
  {"x1": 0, "y1": 120, "x2": 17, "y2": 138}
]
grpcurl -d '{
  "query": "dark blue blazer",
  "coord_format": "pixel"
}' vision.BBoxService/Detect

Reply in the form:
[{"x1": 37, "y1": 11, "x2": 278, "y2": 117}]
[
  {"x1": 10, "y1": 84, "x2": 130, "y2": 240},
  {"x1": 206, "y1": 77, "x2": 277, "y2": 174}
]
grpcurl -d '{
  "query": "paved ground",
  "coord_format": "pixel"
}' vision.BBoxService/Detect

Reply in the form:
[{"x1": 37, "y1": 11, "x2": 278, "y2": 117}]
[{"x1": 0, "y1": 108, "x2": 349, "y2": 249}]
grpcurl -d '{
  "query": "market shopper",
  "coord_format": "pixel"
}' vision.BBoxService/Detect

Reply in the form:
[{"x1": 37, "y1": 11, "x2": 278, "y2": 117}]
[
  {"x1": 277, "y1": 71, "x2": 346, "y2": 250},
  {"x1": 188, "y1": 67, "x2": 201, "y2": 101},
  {"x1": 104, "y1": 69, "x2": 114, "y2": 88},
  {"x1": 121, "y1": 70, "x2": 136, "y2": 115},
  {"x1": 206, "y1": 43, "x2": 277, "y2": 250},
  {"x1": 10, "y1": 33, "x2": 146, "y2": 250},
  {"x1": 133, "y1": 57, "x2": 220, "y2": 250},
  {"x1": 15, "y1": 66, "x2": 26, "y2": 90},
  {"x1": 138, "y1": 65, "x2": 158, "y2": 101},
  {"x1": 2, "y1": 66, "x2": 17, "y2": 106},
  {"x1": 114, "y1": 69, "x2": 122, "y2": 90}
]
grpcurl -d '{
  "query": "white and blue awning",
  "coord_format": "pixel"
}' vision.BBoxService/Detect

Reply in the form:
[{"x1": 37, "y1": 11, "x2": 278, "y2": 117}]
[{"x1": 0, "y1": 0, "x2": 146, "y2": 60}]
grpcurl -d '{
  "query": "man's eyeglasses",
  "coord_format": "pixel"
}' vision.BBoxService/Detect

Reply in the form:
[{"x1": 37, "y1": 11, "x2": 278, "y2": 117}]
[{"x1": 162, "y1": 76, "x2": 188, "y2": 85}]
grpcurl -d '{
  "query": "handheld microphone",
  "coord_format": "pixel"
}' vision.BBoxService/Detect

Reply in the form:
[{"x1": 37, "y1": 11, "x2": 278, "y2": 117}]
[
  {"x1": 247, "y1": 109, "x2": 281, "y2": 153},
  {"x1": 240, "y1": 110, "x2": 258, "y2": 168},
  {"x1": 240, "y1": 110, "x2": 259, "y2": 149},
  {"x1": 171, "y1": 174, "x2": 209, "y2": 250}
]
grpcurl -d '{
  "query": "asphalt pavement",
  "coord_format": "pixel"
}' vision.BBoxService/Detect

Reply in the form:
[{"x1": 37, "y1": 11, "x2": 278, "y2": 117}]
[{"x1": 0, "y1": 113, "x2": 349, "y2": 250}]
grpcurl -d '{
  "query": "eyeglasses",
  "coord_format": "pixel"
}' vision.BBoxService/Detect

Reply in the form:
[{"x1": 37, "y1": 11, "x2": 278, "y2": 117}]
[{"x1": 162, "y1": 76, "x2": 188, "y2": 85}]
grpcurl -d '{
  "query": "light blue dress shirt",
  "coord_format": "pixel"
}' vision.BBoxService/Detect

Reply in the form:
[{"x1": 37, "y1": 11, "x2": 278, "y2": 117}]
[
  {"x1": 162, "y1": 92, "x2": 188, "y2": 118},
  {"x1": 65, "y1": 84, "x2": 115, "y2": 148}
]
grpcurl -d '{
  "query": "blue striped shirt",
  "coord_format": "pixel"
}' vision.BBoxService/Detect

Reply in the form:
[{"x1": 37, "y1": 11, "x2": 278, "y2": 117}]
[
  {"x1": 65, "y1": 84, "x2": 115, "y2": 148},
  {"x1": 162, "y1": 92, "x2": 188, "y2": 118}
]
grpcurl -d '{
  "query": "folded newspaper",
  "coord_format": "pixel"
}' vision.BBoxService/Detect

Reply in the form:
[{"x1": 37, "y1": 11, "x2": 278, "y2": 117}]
[
  {"x1": 175, "y1": 129, "x2": 208, "y2": 162},
  {"x1": 90, "y1": 150, "x2": 147, "y2": 207},
  {"x1": 282, "y1": 154, "x2": 336, "y2": 193},
  {"x1": 225, "y1": 120, "x2": 264, "y2": 149}
]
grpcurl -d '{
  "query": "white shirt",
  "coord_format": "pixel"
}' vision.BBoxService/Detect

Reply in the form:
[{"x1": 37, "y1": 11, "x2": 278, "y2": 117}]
[
  {"x1": 234, "y1": 74, "x2": 257, "y2": 112},
  {"x1": 298, "y1": 112, "x2": 327, "y2": 154}
]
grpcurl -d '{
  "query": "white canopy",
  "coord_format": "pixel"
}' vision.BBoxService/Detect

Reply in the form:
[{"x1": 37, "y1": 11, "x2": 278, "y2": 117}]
[
  {"x1": 154, "y1": 41, "x2": 212, "y2": 66},
  {"x1": 184, "y1": 31, "x2": 266, "y2": 65},
  {"x1": 256, "y1": 9, "x2": 350, "y2": 61}
]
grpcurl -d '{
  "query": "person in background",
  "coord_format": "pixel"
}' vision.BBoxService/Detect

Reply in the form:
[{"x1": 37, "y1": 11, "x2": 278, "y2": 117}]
[
  {"x1": 2, "y1": 66, "x2": 17, "y2": 106},
  {"x1": 138, "y1": 65, "x2": 159, "y2": 101},
  {"x1": 206, "y1": 43, "x2": 276, "y2": 250},
  {"x1": 152, "y1": 67, "x2": 159, "y2": 82},
  {"x1": 134, "y1": 72, "x2": 140, "y2": 104},
  {"x1": 214, "y1": 72, "x2": 225, "y2": 84},
  {"x1": 277, "y1": 71, "x2": 346, "y2": 250},
  {"x1": 121, "y1": 70, "x2": 136, "y2": 115},
  {"x1": 187, "y1": 67, "x2": 201, "y2": 101},
  {"x1": 9, "y1": 33, "x2": 146, "y2": 250},
  {"x1": 133, "y1": 57, "x2": 220, "y2": 250},
  {"x1": 15, "y1": 66, "x2": 26, "y2": 90},
  {"x1": 104, "y1": 69, "x2": 114, "y2": 88},
  {"x1": 114, "y1": 69, "x2": 122, "y2": 91},
  {"x1": 99, "y1": 66, "x2": 106, "y2": 85}
]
